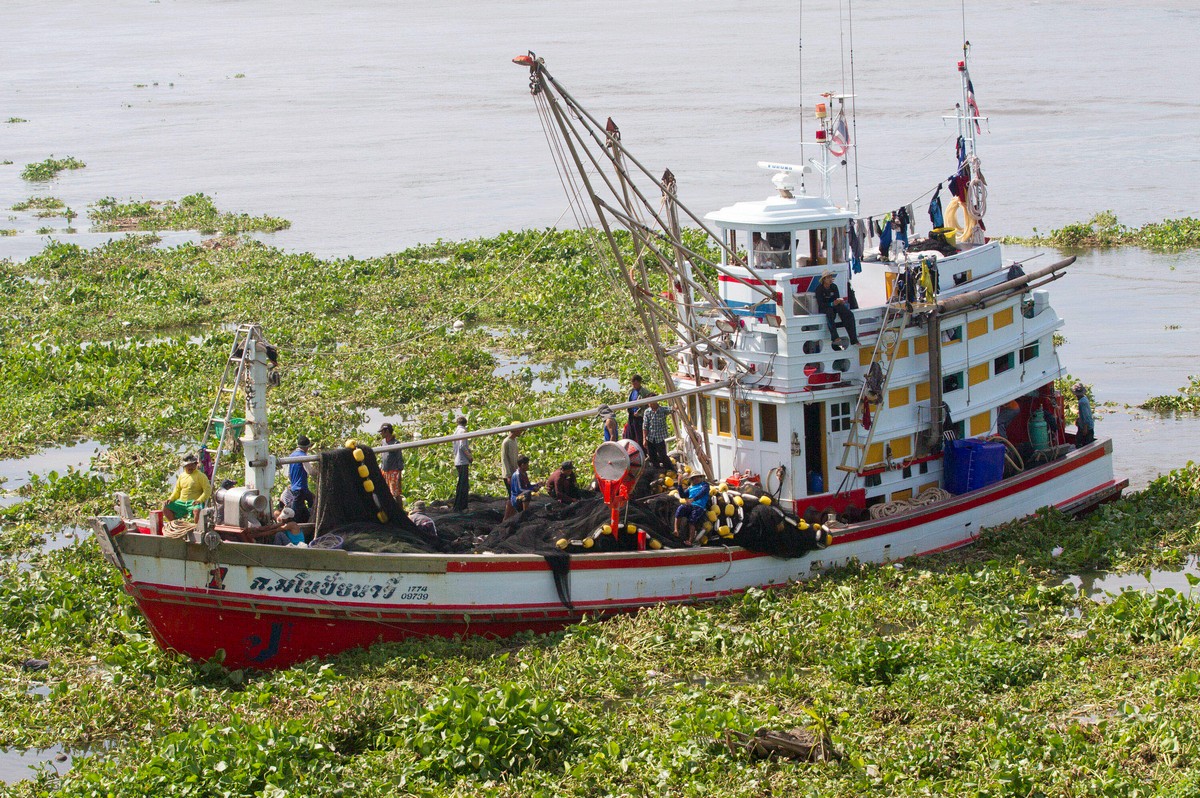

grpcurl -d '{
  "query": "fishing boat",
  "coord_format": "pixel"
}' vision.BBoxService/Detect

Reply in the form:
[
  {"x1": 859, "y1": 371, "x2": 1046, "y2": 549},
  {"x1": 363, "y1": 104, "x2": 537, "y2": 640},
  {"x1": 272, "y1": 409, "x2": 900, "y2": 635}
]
[{"x1": 92, "y1": 46, "x2": 1123, "y2": 670}]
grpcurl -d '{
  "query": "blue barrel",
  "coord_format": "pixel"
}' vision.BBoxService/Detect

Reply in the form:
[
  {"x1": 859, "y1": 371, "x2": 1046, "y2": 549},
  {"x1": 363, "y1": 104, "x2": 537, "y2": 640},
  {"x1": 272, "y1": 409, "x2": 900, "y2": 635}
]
[{"x1": 943, "y1": 438, "x2": 1007, "y2": 494}]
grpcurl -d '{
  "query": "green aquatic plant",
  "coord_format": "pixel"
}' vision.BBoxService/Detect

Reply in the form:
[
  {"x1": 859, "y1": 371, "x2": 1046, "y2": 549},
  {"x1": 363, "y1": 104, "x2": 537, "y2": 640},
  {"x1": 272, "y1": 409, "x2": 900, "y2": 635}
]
[
  {"x1": 6, "y1": 117, "x2": 28, "y2": 123},
  {"x1": 20, "y1": 157, "x2": 86, "y2": 182},
  {"x1": 1142, "y1": 376, "x2": 1200, "y2": 414},
  {"x1": 11, "y1": 197, "x2": 65, "y2": 212},
  {"x1": 89, "y1": 193, "x2": 290, "y2": 234},
  {"x1": 1002, "y1": 212, "x2": 1200, "y2": 252}
]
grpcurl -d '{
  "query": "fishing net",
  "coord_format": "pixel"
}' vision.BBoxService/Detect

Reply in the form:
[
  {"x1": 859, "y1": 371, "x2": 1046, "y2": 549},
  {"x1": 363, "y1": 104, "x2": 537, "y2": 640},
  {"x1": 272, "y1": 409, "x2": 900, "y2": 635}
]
[
  {"x1": 314, "y1": 452, "x2": 823, "y2": 560},
  {"x1": 313, "y1": 446, "x2": 447, "y2": 554}
]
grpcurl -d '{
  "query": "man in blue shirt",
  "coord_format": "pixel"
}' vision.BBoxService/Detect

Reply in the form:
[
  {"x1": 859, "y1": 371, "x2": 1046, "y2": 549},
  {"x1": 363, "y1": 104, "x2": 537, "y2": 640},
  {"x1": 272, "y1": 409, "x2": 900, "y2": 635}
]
[
  {"x1": 287, "y1": 435, "x2": 315, "y2": 523},
  {"x1": 508, "y1": 455, "x2": 542, "y2": 514},
  {"x1": 626, "y1": 375, "x2": 645, "y2": 443},
  {"x1": 674, "y1": 472, "x2": 711, "y2": 546},
  {"x1": 1072, "y1": 383, "x2": 1095, "y2": 447}
]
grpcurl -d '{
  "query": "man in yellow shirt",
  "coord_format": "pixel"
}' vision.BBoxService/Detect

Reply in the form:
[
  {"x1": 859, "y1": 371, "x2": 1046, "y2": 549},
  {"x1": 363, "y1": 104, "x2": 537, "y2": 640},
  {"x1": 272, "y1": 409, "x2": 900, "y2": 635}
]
[{"x1": 163, "y1": 453, "x2": 212, "y2": 522}]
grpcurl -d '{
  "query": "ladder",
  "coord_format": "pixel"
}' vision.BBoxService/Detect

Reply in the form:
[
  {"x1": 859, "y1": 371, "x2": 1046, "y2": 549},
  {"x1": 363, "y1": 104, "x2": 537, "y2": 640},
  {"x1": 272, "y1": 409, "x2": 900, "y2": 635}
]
[
  {"x1": 837, "y1": 303, "x2": 912, "y2": 475},
  {"x1": 200, "y1": 324, "x2": 257, "y2": 483}
]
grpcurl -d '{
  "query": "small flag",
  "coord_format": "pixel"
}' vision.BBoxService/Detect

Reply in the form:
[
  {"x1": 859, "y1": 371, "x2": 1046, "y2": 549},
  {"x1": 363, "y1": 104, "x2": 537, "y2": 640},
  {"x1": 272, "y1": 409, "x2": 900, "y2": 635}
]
[
  {"x1": 828, "y1": 110, "x2": 850, "y2": 156},
  {"x1": 964, "y1": 69, "x2": 982, "y2": 133}
]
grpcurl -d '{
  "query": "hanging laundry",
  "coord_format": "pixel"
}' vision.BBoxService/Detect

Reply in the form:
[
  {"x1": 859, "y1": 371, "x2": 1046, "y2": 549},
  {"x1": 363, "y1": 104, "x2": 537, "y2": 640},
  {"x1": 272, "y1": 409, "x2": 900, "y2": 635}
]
[
  {"x1": 847, "y1": 221, "x2": 863, "y2": 274},
  {"x1": 955, "y1": 135, "x2": 967, "y2": 169},
  {"x1": 928, "y1": 184, "x2": 944, "y2": 228},
  {"x1": 878, "y1": 217, "x2": 893, "y2": 260},
  {"x1": 907, "y1": 204, "x2": 916, "y2": 235},
  {"x1": 856, "y1": 218, "x2": 868, "y2": 248}
]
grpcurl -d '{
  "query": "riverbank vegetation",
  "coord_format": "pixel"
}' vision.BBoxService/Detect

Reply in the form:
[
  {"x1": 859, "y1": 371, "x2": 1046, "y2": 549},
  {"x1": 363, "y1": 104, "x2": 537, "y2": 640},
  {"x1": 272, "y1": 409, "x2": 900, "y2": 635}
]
[
  {"x1": 1000, "y1": 212, "x2": 1200, "y2": 251},
  {"x1": 1, "y1": 231, "x2": 1199, "y2": 795}
]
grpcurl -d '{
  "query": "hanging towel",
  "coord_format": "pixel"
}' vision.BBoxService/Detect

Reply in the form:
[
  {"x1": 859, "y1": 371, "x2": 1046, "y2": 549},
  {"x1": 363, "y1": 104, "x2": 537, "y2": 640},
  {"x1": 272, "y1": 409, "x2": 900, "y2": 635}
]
[
  {"x1": 907, "y1": 204, "x2": 916, "y2": 235},
  {"x1": 847, "y1": 221, "x2": 863, "y2": 273}
]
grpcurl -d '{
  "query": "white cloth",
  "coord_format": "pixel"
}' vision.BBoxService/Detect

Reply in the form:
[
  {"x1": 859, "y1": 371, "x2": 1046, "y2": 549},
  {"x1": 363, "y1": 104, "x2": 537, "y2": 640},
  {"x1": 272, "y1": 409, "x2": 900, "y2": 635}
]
[{"x1": 452, "y1": 425, "x2": 472, "y2": 466}]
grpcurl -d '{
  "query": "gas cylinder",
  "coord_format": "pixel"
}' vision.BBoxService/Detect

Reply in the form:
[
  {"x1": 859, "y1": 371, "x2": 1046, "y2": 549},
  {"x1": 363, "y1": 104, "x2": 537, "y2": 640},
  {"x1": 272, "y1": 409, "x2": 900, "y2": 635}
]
[{"x1": 1029, "y1": 409, "x2": 1050, "y2": 452}]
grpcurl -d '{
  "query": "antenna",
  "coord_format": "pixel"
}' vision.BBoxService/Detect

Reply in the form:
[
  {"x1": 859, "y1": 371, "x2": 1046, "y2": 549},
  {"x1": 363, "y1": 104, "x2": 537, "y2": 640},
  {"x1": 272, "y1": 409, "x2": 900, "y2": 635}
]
[
  {"x1": 847, "y1": 0, "x2": 861, "y2": 215},
  {"x1": 797, "y1": 3, "x2": 806, "y2": 194}
]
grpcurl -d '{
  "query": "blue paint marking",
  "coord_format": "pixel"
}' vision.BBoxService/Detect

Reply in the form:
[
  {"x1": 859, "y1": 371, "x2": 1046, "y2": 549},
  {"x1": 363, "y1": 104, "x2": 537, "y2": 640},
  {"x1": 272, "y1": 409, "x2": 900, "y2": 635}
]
[{"x1": 247, "y1": 622, "x2": 283, "y2": 663}]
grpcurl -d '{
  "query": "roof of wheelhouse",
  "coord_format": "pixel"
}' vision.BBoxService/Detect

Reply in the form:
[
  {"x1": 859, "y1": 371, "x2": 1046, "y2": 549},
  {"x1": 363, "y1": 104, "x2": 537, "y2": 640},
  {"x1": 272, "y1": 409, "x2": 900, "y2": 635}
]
[{"x1": 705, "y1": 193, "x2": 855, "y2": 231}]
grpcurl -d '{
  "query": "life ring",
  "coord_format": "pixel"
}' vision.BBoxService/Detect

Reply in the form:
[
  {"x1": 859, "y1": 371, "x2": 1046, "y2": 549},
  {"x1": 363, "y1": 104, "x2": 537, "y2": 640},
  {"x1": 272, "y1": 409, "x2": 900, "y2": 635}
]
[{"x1": 945, "y1": 196, "x2": 976, "y2": 244}]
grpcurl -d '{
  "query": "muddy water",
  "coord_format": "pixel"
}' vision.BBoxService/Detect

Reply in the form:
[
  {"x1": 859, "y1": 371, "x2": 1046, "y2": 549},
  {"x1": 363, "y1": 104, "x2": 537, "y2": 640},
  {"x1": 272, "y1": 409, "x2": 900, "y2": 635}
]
[
  {"x1": 1065, "y1": 556, "x2": 1200, "y2": 601},
  {"x1": 0, "y1": 1, "x2": 1197, "y2": 489}
]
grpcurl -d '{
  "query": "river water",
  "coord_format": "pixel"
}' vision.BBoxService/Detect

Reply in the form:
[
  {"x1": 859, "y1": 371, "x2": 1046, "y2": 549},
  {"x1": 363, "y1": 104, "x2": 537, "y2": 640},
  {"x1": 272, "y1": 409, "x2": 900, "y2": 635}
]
[{"x1": 0, "y1": 0, "x2": 1197, "y2": 491}]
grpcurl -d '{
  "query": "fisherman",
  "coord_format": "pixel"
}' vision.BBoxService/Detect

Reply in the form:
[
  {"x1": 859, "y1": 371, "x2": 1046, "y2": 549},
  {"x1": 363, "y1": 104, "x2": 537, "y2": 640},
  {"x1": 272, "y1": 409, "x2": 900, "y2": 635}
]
[
  {"x1": 500, "y1": 425, "x2": 523, "y2": 520},
  {"x1": 163, "y1": 453, "x2": 211, "y2": 523},
  {"x1": 378, "y1": 423, "x2": 405, "y2": 506},
  {"x1": 674, "y1": 472, "x2": 711, "y2": 546},
  {"x1": 814, "y1": 270, "x2": 860, "y2": 347},
  {"x1": 546, "y1": 461, "x2": 582, "y2": 504},
  {"x1": 996, "y1": 400, "x2": 1021, "y2": 438},
  {"x1": 1072, "y1": 383, "x2": 1095, "y2": 448},
  {"x1": 408, "y1": 500, "x2": 437, "y2": 536},
  {"x1": 625, "y1": 375, "x2": 645, "y2": 443},
  {"x1": 451, "y1": 415, "x2": 472, "y2": 511},
  {"x1": 287, "y1": 435, "x2": 315, "y2": 523},
  {"x1": 641, "y1": 393, "x2": 672, "y2": 470},
  {"x1": 602, "y1": 412, "x2": 620, "y2": 442},
  {"x1": 271, "y1": 507, "x2": 305, "y2": 547},
  {"x1": 509, "y1": 454, "x2": 541, "y2": 514}
]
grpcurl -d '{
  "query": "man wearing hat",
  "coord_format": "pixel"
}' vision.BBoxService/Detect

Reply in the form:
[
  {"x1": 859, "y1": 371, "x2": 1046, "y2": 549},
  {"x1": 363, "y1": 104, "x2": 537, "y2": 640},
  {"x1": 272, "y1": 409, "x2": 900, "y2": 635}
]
[
  {"x1": 814, "y1": 269, "x2": 860, "y2": 347},
  {"x1": 163, "y1": 453, "x2": 212, "y2": 523},
  {"x1": 674, "y1": 472, "x2": 712, "y2": 546},
  {"x1": 500, "y1": 425, "x2": 524, "y2": 519},
  {"x1": 1072, "y1": 383, "x2": 1095, "y2": 448},
  {"x1": 287, "y1": 435, "x2": 315, "y2": 523},
  {"x1": 546, "y1": 460, "x2": 582, "y2": 504},
  {"x1": 378, "y1": 423, "x2": 405, "y2": 506}
]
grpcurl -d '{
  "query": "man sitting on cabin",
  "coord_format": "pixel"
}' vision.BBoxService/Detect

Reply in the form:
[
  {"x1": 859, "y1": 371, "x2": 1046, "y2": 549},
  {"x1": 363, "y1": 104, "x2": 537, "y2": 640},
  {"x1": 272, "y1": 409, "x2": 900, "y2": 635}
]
[
  {"x1": 163, "y1": 453, "x2": 211, "y2": 523},
  {"x1": 814, "y1": 270, "x2": 860, "y2": 347},
  {"x1": 546, "y1": 461, "x2": 582, "y2": 504},
  {"x1": 509, "y1": 455, "x2": 542, "y2": 514},
  {"x1": 674, "y1": 472, "x2": 712, "y2": 546}
]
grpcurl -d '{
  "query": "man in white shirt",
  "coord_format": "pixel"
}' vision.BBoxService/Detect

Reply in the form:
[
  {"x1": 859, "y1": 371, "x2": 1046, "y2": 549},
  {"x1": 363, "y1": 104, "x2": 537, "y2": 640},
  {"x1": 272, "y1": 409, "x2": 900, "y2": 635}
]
[{"x1": 451, "y1": 415, "x2": 472, "y2": 511}]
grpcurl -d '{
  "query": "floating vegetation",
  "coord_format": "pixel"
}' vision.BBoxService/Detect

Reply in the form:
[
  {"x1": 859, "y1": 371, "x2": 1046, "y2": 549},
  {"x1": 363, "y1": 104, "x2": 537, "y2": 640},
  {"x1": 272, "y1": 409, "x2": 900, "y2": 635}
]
[
  {"x1": 1142, "y1": 376, "x2": 1200, "y2": 414},
  {"x1": 21, "y1": 157, "x2": 86, "y2": 182},
  {"x1": 1, "y1": 229, "x2": 1199, "y2": 794},
  {"x1": 88, "y1": 193, "x2": 291, "y2": 235},
  {"x1": 1002, "y1": 211, "x2": 1200, "y2": 252},
  {"x1": 6, "y1": 117, "x2": 28, "y2": 124},
  {"x1": 12, "y1": 196, "x2": 66, "y2": 214}
]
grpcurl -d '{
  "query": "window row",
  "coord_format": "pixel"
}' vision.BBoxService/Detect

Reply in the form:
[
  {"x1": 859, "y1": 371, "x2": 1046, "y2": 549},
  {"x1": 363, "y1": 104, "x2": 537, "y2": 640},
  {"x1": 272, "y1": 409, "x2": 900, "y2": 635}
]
[{"x1": 688, "y1": 395, "x2": 779, "y2": 442}]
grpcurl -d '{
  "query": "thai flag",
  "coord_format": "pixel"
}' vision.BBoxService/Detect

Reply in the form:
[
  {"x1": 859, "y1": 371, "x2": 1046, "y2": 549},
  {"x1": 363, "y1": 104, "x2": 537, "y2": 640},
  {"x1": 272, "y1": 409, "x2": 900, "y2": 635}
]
[
  {"x1": 829, "y1": 110, "x2": 850, "y2": 156},
  {"x1": 965, "y1": 71, "x2": 982, "y2": 133}
]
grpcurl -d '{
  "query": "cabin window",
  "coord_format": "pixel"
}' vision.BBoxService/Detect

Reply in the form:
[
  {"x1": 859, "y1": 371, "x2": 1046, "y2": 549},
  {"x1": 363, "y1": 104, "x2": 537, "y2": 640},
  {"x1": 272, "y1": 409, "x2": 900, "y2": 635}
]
[
  {"x1": 830, "y1": 400, "x2": 853, "y2": 433},
  {"x1": 797, "y1": 229, "x2": 831, "y2": 266},
  {"x1": 832, "y1": 358, "x2": 850, "y2": 372},
  {"x1": 942, "y1": 371, "x2": 964, "y2": 393},
  {"x1": 1020, "y1": 342, "x2": 1040, "y2": 363},
  {"x1": 951, "y1": 420, "x2": 966, "y2": 439},
  {"x1": 993, "y1": 352, "x2": 1015, "y2": 375},
  {"x1": 919, "y1": 461, "x2": 929, "y2": 475},
  {"x1": 942, "y1": 325, "x2": 963, "y2": 344},
  {"x1": 802, "y1": 339, "x2": 822, "y2": 354},
  {"x1": 902, "y1": 466, "x2": 912, "y2": 479},
  {"x1": 736, "y1": 401, "x2": 754, "y2": 440},
  {"x1": 865, "y1": 473, "x2": 882, "y2": 488},
  {"x1": 716, "y1": 398, "x2": 731, "y2": 435},
  {"x1": 752, "y1": 231, "x2": 791, "y2": 270},
  {"x1": 759, "y1": 403, "x2": 779, "y2": 442}
]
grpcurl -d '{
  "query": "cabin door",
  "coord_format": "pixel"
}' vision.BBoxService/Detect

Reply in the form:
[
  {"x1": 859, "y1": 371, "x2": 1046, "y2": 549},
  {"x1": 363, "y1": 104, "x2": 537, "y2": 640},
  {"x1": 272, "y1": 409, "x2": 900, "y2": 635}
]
[{"x1": 803, "y1": 402, "x2": 826, "y2": 495}]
